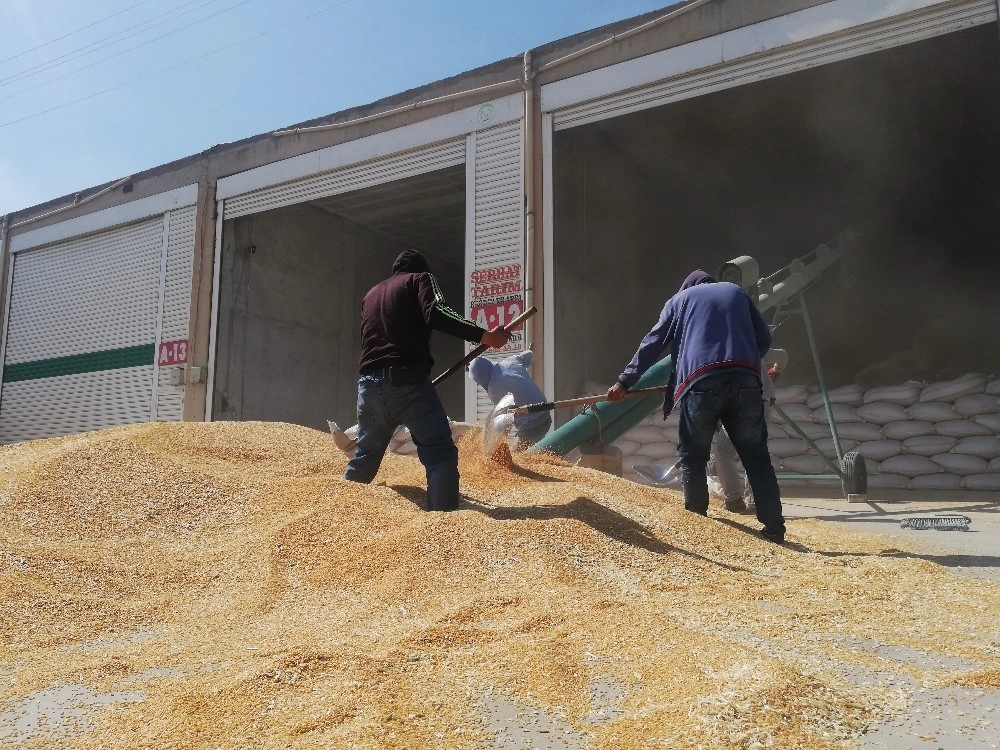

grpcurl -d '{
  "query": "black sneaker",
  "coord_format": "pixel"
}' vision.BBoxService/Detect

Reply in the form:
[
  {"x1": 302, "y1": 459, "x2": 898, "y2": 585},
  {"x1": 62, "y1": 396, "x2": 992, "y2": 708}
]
[{"x1": 760, "y1": 527, "x2": 785, "y2": 545}]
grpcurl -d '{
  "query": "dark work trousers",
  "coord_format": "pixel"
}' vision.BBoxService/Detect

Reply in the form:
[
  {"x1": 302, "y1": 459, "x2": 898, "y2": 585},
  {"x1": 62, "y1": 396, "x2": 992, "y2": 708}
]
[
  {"x1": 345, "y1": 371, "x2": 460, "y2": 511},
  {"x1": 676, "y1": 369, "x2": 784, "y2": 534}
]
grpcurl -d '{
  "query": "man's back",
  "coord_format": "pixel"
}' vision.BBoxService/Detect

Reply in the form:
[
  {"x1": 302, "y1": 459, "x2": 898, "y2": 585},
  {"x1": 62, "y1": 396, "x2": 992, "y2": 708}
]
[{"x1": 671, "y1": 281, "x2": 771, "y2": 393}]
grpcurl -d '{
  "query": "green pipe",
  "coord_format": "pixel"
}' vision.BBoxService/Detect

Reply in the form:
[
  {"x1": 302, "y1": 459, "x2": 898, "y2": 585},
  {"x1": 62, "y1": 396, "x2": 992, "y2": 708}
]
[
  {"x1": 770, "y1": 404, "x2": 844, "y2": 479},
  {"x1": 799, "y1": 295, "x2": 844, "y2": 462},
  {"x1": 529, "y1": 356, "x2": 673, "y2": 457}
]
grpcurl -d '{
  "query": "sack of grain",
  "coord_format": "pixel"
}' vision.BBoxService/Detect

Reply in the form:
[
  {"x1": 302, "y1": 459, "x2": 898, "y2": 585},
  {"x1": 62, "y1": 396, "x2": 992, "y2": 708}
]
[
  {"x1": 627, "y1": 425, "x2": 667, "y2": 443},
  {"x1": 660, "y1": 424, "x2": 680, "y2": 443},
  {"x1": 806, "y1": 384, "x2": 864, "y2": 409},
  {"x1": 781, "y1": 454, "x2": 830, "y2": 474},
  {"x1": 811, "y1": 403, "x2": 862, "y2": 424},
  {"x1": 856, "y1": 440, "x2": 903, "y2": 461},
  {"x1": 987, "y1": 378, "x2": 1000, "y2": 396},
  {"x1": 909, "y1": 474, "x2": 963, "y2": 490},
  {"x1": 902, "y1": 435, "x2": 958, "y2": 457},
  {"x1": 765, "y1": 422, "x2": 789, "y2": 439},
  {"x1": 961, "y1": 473, "x2": 1000, "y2": 491},
  {"x1": 989, "y1": 456, "x2": 1000, "y2": 472},
  {"x1": 796, "y1": 422, "x2": 836, "y2": 440},
  {"x1": 614, "y1": 439, "x2": 641, "y2": 456},
  {"x1": 637, "y1": 441, "x2": 676, "y2": 460},
  {"x1": 929, "y1": 453, "x2": 988, "y2": 476},
  {"x1": 327, "y1": 420, "x2": 359, "y2": 454},
  {"x1": 854, "y1": 402, "x2": 909, "y2": 425},
  {"x1": 867, "y1": 473, "x2": 910, "y2": 488},
  {"x1": 864, "y1": 458, "x2": 881, "y2": 474},
  {"x1": 951, "y1": 436, "x2": 1000, "y2": 458},
  {"x1": 953, "y1": 393, "x2": 1000, "y2": 417},
  {"x1": 395, "y1": 440, "x2": 418, "y2": 456},
  {"x1": 882, "y1": 420, "x2": 935, "y2": 441},
  {"x1": 935, "y1": 420, "x2": 994, "y2": 438},
  {"x1": 907, "y1": 402, "x2": 960, "y2": 423},
  {"x1": 919, "y1": 373, "x2": 988, "y2": 403},
  {"x1": 776, "y1": 403, "x2": 815, "y2": 423},
  {"x1": 880, "y1": 455, "x2": 943, "y2": 477},
  {"x1": 813, "y1": 437, "x2": 859, "y2": 458},
  {"x1": 450, "y1": 421, "x2": 474, "y2": 442},
  {"x1": 768, "y1": 438, "x2": 810, "y2": 458},
  {"x1": 774, "y1": 384, "x2": 809, "y2": 405},
  {"x1": 624, "y1": 454, "x2": 653, "y2": 470},
  {"x1": 833, "y1": 422, "x2": 884, "y2": 442},
  {"x1": 862, "y1": 383, "x2": 922, "y2": 406},
  {"x1": 973, "y1": 414, "x2": 1000, "y2": 433}
]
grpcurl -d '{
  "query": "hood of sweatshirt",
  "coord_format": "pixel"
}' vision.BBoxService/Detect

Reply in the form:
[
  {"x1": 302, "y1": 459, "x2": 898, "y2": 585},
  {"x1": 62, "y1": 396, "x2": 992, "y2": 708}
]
[
  {"x1": 391, "y1": 249, "x2": 431, "y2": 275},
  {"x1": 679, "y1": 269, "x2": 715, "y2": 292},
  {"x1": 468, "y1": 356, "x2": 494, "y2": 389}
]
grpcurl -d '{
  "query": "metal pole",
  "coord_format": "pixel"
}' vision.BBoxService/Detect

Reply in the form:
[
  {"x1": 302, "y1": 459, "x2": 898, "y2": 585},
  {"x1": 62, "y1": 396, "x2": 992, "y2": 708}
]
[
  {"x1": 798, "y1": 294, "x2": 843, "y2": 463},
  {"x1": 771, "y1": 404, "x2": 844, "y2": 479}
]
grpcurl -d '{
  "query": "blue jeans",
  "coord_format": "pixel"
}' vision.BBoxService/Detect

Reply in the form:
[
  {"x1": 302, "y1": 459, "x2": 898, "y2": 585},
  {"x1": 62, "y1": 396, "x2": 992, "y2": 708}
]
[
  {"x1": 677, "y1": 369, "x2": 784, "y2": 533},
  {"x1": 344, "y1": 372, "x2": 460, "y2": 511}
]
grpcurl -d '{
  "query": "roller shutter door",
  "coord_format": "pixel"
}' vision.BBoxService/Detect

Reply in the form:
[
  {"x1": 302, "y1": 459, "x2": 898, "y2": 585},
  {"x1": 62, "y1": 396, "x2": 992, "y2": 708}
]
[
  {"x1": 0, "y1": 207, "x2": 196, "y2": 443},
  {"x1": 224, "y1": 138, "x2": 467, "y2": 218},
  {"x1": 468, "y1": 121, "x2": 525, "y2": 424}
]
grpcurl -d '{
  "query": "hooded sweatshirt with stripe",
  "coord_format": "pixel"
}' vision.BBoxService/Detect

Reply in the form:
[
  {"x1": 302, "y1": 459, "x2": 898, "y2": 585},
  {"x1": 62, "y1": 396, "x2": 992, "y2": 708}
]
[
  {"x1": 616, "y1": 270, "x2": 771, "y2": 404},
  {"x1": 357, "y1": 249, "x2": 485, "y2": 375}
]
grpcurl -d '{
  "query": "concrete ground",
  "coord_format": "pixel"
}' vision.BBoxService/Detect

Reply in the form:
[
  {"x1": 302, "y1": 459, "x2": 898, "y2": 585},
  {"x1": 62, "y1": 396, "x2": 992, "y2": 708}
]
[{"x1": 781, "y1": 489, "x2": 1000, "y2": 749}]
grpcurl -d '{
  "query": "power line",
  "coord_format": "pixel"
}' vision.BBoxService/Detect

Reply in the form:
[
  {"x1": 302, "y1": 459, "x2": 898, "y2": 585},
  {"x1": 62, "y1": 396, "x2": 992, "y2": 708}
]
[
  {"x1": 0, "y1": 0, "x2": 158, "y2": 65},
  {"x1": 0, "y1": 0, "x2": 226, "y2": 86},
  {"x1": 0, "y1": 0, "x2": 363, "y2": 130},
  {"x1": 0, "y1": 0, "x2": 257, "y2": 98}
]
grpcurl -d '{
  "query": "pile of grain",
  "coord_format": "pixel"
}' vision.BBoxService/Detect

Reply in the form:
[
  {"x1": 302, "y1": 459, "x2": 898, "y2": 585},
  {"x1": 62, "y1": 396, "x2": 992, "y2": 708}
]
[{"x1": 1, "y1": 421, "x2": 998, "y2": 749}]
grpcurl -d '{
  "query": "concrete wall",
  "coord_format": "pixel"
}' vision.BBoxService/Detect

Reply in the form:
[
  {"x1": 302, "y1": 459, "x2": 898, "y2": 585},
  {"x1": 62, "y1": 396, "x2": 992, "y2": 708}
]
[{"x1": 212, "y1": 203, "x2": 466, "y2": 430}]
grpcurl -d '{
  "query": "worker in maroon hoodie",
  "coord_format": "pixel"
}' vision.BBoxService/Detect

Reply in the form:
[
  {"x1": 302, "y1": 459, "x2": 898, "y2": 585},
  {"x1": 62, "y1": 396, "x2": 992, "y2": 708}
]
[
  {"x1": 607, "y1": 269, "x2": 785, "y2": 544},
  {"x1": 345, "y1": 249, "x2": 510, "y2": 511}
]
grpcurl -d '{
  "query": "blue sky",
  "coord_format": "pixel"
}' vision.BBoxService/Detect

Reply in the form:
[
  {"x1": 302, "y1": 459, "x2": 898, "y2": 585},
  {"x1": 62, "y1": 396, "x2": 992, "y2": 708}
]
[{"x1": 0, "y1": 0, "x2": 675, "y2": 217}]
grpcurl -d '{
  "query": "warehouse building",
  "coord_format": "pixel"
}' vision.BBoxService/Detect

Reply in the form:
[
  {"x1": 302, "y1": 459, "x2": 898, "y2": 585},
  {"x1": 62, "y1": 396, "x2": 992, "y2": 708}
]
[{"x1": 2, "y1": 0, "x2": 999, "y2": 489}]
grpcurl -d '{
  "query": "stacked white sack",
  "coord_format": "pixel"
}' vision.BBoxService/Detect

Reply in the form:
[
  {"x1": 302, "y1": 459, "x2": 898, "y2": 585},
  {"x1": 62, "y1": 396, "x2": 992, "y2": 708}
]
[{"x1": 610, "y1": 372, "x2": 1000, "y2": 489}]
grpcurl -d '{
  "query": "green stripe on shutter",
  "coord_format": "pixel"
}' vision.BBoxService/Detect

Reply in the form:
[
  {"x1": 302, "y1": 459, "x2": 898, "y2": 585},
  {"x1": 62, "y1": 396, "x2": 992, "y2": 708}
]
[{"x1": 3, "y1": 344, "x2": 156, "y2": 383}]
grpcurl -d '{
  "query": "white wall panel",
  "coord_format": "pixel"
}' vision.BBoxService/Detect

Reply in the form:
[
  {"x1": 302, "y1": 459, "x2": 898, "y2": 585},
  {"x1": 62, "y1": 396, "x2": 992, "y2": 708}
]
[{"x1": 471, "y1": 121, "x2": 524, "y2": 424}]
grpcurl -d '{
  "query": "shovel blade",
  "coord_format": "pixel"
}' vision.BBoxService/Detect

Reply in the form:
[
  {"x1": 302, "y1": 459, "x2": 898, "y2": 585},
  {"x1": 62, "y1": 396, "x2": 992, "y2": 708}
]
[{"x1": 483, "y1": 393, "x2": 517, "y2": 459}]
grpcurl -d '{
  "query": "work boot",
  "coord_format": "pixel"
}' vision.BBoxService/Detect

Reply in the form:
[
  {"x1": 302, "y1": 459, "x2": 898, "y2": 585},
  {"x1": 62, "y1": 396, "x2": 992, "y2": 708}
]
[
  {"x1": 724, "y1": 495, "x2": 753, "y2": 514},
  {"x1": 759, "y1": 527, "x2": 785, "y2": 545}
]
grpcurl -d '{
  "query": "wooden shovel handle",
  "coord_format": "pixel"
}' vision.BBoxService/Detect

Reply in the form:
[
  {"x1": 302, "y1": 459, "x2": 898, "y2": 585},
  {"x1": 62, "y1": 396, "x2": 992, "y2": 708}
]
[
  {"x1": 512, "y1": 384, "x2": 671, "y2": 414},
  {"x1": 431, "y1": 305, "x2": 538, "y2": 385}
]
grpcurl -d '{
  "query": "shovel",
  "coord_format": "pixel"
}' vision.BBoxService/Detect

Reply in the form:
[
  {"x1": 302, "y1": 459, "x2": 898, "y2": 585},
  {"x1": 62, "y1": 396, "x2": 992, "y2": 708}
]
[
  {"x1": 330, "y1": 305, "x2": 538, "y2": 454},
  {"x1": 483, "y1": 385, "x2": 672, "y2": 458}
]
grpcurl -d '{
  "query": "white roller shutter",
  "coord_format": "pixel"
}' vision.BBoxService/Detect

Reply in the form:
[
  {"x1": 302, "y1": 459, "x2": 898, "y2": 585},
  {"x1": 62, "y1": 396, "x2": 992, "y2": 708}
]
[
  {"x1": 547, "y1": 0, "x2": 997, "y2": 130},
  {"x1": 0, "y1": 205, "x2": 197, "y2": 443},
  {"x1": 155, "y1": 205, "x2": 197, "y2": 422},
  {"x1": 467, "y1": 121, "x2": 526, "y2": 424},
  {"x1": 224, "y1": 139, "x2": 466, "y2": 218}
]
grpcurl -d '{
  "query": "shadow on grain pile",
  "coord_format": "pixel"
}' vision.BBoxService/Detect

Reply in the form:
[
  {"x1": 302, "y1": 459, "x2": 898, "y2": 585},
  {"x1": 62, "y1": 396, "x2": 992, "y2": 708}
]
[{"x1": 0, "y1": 421, "x2": 998, "y2": 749}]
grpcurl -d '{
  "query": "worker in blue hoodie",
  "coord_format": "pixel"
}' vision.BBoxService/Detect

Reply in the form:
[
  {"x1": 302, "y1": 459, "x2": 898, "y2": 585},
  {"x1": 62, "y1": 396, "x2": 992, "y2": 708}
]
[
  {"x1": 469, "y1": 350, "x2": 551, "y2": 449},
  {"x1": 607, "y1": 269, "x2": 785, "y2": 544}
]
